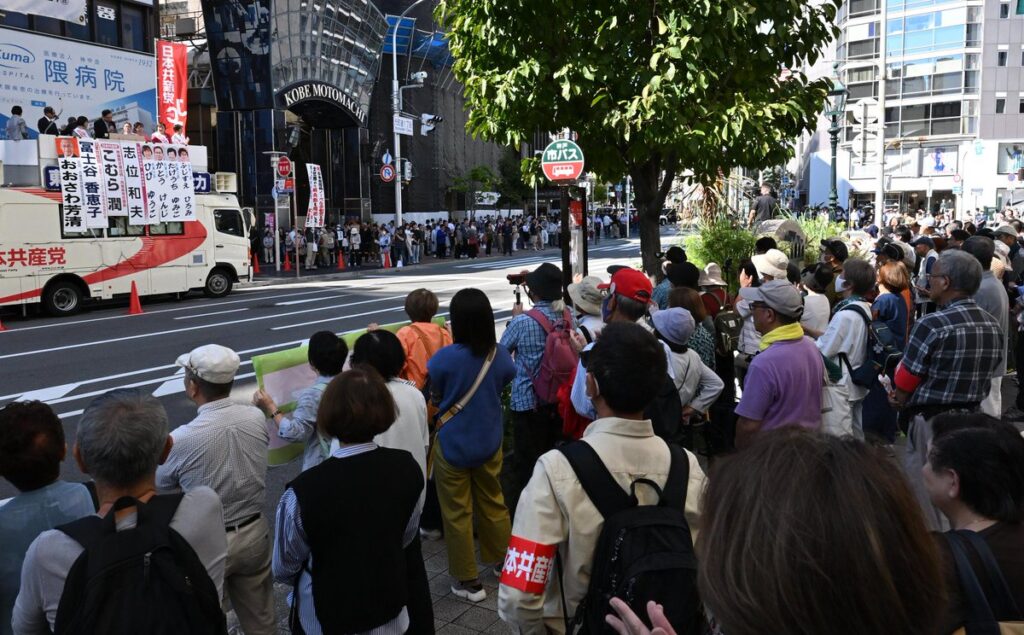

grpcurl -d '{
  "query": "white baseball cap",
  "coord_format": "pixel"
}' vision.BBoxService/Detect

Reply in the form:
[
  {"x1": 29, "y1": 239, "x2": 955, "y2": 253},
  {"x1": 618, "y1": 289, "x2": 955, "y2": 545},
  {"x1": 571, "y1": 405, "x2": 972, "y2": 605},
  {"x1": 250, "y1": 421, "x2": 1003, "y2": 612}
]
[{"x1": 176, "y1": 344, "x2": 241, "y2": 384}]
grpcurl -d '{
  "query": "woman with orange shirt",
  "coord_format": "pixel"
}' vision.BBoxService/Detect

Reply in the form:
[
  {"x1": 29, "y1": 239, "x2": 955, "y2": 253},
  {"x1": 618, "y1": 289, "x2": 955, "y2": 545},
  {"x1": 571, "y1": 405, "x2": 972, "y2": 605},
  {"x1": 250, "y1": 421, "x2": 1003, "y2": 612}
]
[{"x1": 396, "y1": 289, "x2": 453, "y2": 390}]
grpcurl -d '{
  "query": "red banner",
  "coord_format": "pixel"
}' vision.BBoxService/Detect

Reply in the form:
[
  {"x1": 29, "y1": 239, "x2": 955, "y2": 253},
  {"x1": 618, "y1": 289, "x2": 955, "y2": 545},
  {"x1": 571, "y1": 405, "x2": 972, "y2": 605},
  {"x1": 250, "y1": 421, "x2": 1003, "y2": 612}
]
[{"x1": 156, "y1": 40, "x2": 188, "y2": 132}]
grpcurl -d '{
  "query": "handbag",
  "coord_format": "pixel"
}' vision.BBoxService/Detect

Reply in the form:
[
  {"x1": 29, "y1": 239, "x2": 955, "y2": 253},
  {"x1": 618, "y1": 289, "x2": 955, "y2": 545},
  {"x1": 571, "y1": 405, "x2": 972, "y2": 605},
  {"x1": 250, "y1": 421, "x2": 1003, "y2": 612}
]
[
  {"x1": 820, "y1": 353, "x2": 853, "y2": 437},
  {"x1": 426, "y1": 346, "x2": 496, "y2": 475}
]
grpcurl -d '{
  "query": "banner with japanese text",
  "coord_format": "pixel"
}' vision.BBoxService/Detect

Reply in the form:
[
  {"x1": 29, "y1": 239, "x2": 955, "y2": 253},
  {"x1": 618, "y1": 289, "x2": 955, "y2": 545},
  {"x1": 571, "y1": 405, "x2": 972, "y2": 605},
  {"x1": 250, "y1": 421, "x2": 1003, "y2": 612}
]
[
  {"x1": 306, "y1": 163, "x2": 325, "y2": 228},
  {"x1": 0, "y1": 27, "x2": 156, "y2": 140},
  {"x1": 55, "y1": 137, "x2": 196, "y2": 227},
  {"x1": 156, "y1": 40, "x2": 188, "y2": 132}
]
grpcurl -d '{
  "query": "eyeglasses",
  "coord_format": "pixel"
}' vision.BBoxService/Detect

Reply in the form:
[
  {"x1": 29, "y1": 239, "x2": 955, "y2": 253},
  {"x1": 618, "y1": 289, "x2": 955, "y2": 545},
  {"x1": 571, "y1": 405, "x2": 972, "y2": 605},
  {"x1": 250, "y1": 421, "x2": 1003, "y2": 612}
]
[{"x1": 750, "y1": 302, "x2": 771, "y2": 312}]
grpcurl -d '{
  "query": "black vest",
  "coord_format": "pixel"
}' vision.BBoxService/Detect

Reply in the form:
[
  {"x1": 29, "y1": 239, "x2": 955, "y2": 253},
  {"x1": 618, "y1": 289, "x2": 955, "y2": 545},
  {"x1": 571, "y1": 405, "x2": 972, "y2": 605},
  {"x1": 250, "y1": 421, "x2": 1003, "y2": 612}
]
[{"x1": 288, "y1": 447, "x2": 423, "y2": 633}]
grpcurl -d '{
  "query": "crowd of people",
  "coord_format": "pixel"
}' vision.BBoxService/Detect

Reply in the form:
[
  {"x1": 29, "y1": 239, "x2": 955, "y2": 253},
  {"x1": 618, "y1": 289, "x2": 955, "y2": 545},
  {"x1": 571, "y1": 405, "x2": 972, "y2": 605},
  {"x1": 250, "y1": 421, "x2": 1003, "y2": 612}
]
[
  {"x1": 260, "y1": 215, "x2": 566, "y2": 270},
  {"x1": 6, "y1": 104, "x2": 189, "y2": 144},
  {"x1": 3, "y1": 211, "x2": 1024, "y2": 634}
]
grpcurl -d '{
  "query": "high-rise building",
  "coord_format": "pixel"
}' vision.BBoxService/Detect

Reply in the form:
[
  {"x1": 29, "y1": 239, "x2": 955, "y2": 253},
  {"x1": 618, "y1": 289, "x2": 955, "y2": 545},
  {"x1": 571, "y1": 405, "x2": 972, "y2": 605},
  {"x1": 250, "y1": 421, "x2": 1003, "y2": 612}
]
[{"x1": 796, "y1": 0, "x2": 1024, "y2": 218}]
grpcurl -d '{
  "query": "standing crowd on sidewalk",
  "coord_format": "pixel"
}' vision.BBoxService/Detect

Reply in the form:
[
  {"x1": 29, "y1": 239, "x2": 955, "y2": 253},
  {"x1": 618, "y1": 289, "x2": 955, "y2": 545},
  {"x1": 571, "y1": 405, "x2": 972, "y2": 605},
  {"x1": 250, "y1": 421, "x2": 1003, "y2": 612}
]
[{"x1": 4, "y1": 211, "x2": 1024, "y2": 634}]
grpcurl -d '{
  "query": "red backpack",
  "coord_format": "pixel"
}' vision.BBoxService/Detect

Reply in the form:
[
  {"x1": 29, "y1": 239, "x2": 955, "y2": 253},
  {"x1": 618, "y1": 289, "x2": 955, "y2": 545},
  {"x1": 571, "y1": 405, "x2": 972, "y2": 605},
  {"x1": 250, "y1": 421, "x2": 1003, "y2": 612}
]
[{"x1": 526, "y1": 308, "x2": 579, "y2": 404}]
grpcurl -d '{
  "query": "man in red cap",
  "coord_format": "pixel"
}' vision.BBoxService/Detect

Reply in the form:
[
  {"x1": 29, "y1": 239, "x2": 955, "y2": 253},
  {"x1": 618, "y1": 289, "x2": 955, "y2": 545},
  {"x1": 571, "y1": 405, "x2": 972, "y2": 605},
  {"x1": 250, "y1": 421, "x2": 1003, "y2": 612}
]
[{"x1": 597, "y1": 267, "x2": 655, "y2": 325}]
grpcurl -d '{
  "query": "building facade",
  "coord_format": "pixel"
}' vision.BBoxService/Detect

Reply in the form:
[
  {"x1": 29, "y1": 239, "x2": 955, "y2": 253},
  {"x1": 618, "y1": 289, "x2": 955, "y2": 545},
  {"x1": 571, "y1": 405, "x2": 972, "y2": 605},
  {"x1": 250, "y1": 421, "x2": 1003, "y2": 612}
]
[{"x1": 797, "y1": 0, "x2": 1024, "y2": 217}]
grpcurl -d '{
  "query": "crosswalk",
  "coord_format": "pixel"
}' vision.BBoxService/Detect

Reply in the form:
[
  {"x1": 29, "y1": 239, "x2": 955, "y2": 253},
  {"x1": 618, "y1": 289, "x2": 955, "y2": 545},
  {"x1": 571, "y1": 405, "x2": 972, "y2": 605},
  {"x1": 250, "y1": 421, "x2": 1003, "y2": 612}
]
[{"x1": 454, "y1": 242, "x2": 640, "y2": 271}]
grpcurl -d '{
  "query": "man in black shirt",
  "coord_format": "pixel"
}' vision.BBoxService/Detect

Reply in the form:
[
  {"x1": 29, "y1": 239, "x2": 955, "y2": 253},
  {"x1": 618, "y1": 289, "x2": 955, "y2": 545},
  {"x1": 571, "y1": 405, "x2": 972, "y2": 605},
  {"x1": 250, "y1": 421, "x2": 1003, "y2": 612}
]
[
  {"x1": 93, "y1": 109, "x2": 114, "y2": 139},
  {"x1": 37, "y1": 106, "x2": 59, "y2": 136},
  {"x1": 748, "y1": 184, "x2": 778, "y2": 227}
]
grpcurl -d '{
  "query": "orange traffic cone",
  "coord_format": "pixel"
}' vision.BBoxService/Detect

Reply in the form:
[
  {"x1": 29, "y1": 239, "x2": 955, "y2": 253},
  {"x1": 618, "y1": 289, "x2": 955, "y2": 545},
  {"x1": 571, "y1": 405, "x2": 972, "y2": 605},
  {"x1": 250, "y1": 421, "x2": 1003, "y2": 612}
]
[
  {"x1": 127, "y1": 281, "x2": 144, "y2": 315},
  {"x1": 382, "y1": 252, "x2": 391, "y2": 268},
  {"x1": 283, "y1": 254, "x2": 292, "y2": 272},
  {"x1": 337, "y1": 250, "x2": 346, "y2": 270},
  {"x1": 252, "y1": 251, "x2": 261, "y2": 275},
  {"x1": 0, "y1": 315, "x2": 7, "y2": 332}
]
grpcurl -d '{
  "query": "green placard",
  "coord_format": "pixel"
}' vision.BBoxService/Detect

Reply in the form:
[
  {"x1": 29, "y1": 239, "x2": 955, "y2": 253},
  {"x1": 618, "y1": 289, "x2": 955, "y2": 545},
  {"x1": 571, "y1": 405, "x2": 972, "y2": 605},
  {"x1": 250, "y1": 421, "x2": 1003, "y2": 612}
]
[{"x1": 253, "y1": 316, "x2": 446, "y2": 466}]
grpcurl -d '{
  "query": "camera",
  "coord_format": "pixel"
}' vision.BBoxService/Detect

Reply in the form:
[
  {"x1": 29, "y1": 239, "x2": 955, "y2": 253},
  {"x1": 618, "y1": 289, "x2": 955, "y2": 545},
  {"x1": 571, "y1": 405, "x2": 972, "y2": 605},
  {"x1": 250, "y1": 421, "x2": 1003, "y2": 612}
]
[
  {"x1": 410, "y1": 71, "x2": 428, "y2": 82},
  {"x1": 507, "y1": 273, "x2": 526, "y2": 286}
]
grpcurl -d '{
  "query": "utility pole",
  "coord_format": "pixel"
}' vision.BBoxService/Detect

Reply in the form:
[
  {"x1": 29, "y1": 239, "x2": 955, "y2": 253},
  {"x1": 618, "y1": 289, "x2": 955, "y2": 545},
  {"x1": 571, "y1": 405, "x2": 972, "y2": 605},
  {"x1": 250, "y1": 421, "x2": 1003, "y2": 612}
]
[
  {"x1": 391, "y1": 0, "x2": 427, "y2": 227},
  {"x1": 874, "y1": 0, "x2": 887, "y2": 227}
]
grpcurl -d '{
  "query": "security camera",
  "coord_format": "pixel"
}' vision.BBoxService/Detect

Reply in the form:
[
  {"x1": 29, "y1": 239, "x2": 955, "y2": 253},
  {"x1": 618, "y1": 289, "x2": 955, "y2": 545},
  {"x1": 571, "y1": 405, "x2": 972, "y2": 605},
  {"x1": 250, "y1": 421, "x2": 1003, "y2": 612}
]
[{"x1": 410, "y1": 71, "x2": 428, "y2": 82}]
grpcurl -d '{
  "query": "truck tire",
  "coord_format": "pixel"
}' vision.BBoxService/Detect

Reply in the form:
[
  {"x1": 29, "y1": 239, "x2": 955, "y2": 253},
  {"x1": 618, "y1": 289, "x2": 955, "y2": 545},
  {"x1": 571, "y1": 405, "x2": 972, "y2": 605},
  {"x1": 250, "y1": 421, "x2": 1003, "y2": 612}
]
[
  {"x1": 204, "y1": 268, "x2": 233, "y2": 298},
  {"x1": 43, "y1": 280, "x2": 84, "y2": 316}
]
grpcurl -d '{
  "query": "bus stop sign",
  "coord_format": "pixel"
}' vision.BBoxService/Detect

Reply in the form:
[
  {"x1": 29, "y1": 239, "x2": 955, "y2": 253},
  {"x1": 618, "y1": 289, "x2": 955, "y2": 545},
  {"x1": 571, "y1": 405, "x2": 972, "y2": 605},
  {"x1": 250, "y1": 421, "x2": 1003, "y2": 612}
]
[{"x1": 541, "y1": 139, "x2": 585, "y2": 182}]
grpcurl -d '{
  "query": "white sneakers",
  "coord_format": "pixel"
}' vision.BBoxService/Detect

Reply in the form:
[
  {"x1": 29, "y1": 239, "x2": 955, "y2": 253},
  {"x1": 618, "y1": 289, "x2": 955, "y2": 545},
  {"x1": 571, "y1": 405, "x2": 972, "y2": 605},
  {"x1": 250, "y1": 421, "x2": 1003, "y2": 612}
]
[{"x1": 450, "y1": 580, "x2": 486, "y2": 603}]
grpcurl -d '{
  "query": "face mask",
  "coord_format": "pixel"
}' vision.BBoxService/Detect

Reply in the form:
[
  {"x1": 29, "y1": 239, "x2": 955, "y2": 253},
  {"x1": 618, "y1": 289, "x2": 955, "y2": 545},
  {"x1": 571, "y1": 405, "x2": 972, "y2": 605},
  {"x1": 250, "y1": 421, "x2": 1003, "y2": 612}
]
[{"x1": 601, "y1": 295, "x2": 613, "y2": 322}]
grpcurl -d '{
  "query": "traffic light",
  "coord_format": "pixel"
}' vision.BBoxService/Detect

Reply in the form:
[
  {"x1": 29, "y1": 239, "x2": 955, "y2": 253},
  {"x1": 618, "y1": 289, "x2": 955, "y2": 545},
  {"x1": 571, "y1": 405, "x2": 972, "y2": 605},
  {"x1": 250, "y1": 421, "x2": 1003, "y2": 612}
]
[{"x1": 420, "y1": 114, "x2": 443, "y2": 136}]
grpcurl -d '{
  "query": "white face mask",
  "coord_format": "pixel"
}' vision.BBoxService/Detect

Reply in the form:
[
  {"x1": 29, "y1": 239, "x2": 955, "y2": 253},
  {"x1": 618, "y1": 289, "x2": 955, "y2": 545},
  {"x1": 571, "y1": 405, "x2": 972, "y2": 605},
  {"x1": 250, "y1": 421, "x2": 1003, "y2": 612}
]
[{"x1": 835, "y1": 275, "x2": 846, "y2": 292}]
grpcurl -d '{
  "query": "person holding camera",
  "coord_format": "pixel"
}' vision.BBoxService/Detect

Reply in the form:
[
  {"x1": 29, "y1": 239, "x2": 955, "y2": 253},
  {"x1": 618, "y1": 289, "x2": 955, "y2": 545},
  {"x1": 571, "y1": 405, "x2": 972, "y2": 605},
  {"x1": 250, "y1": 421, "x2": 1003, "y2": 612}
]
[{"x1": 499, "y1": 263, "x2": 574, "y2": 500}]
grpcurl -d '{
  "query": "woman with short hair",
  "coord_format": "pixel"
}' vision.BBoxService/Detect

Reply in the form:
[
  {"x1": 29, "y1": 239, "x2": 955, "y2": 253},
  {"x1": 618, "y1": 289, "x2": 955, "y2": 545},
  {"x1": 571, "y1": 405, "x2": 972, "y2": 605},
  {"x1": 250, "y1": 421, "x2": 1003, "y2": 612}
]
[{"x1": 272, "y1": 368, "x2": 424, "y2": 634}]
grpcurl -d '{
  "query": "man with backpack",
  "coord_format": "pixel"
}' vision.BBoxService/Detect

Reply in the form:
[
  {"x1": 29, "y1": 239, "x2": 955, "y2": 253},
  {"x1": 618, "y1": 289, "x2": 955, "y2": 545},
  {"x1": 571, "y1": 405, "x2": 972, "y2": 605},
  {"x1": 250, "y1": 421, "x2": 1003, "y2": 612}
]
[
  {"x1": 498, "y1": 321, "x2": 706, "y2": 634},
  {"x1": 13, "y1": 390, "x2": 227, "y2": 635},
  {"x1": 500, "y1": 263, "x2": 578, "y2": 500}
]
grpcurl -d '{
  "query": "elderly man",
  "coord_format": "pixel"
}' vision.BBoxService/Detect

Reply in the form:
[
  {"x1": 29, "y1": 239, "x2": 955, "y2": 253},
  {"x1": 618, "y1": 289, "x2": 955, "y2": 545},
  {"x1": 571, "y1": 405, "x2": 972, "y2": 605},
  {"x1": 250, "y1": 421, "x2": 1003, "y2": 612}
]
[
  {"x1": 734, "y1": 280, "x2": 824, "y2": 448},
  {"x1": 157, "y1": 344, "x2": 274, "y2": 635},
  {"x1": 13, "y1": 390, "x2": 226, "y2": 634},
  {"x1": 891, "y1": 250, "x2": 1003, "y2": 531},
  {"x1": 0, "y1": 402, "x2": 94, "y2": 635}
]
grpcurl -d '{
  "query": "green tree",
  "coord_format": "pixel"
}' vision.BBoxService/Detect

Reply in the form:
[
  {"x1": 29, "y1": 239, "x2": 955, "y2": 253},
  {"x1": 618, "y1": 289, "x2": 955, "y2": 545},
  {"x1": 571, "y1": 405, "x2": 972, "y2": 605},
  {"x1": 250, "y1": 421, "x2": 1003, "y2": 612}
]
[
  {"x1": 450, "y1": 164, "x2": 500, "y2": 217},
  {"x1": 498, "y1": 150, "x2": 531, "y2": 212},
  {"x1": 439, "y1": 0, "x2": 839, "y2": 274}
]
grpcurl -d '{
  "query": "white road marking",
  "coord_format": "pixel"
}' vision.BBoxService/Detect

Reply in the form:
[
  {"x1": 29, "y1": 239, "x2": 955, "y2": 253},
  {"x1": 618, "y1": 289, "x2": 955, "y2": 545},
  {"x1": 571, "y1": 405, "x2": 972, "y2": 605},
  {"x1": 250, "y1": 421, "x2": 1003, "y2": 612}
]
[
  {"x1": 174, "y1": 308, "x2": 250, "y2": 320},
  {"x1": 10, "y1": 384, "x2": 81, "y2": 402},
  {"x1": 3, "y1": 288, "x2": 344, "y2": 333}
]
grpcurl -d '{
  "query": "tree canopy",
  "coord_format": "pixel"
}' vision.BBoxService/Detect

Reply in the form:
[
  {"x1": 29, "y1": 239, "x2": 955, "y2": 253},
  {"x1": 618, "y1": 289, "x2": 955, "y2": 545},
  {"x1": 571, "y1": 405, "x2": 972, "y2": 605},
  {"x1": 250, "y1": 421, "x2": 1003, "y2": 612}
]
[{"x1": 438, "y1": 0, "x2": 840, "y2": 273}]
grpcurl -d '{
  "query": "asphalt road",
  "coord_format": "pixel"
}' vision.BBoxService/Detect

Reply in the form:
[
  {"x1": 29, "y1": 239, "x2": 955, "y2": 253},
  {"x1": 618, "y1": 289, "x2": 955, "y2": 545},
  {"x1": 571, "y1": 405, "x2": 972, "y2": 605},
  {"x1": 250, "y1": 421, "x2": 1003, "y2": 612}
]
[{"x1": 0, "y1": 233, "x2": 657, "y2": 517}]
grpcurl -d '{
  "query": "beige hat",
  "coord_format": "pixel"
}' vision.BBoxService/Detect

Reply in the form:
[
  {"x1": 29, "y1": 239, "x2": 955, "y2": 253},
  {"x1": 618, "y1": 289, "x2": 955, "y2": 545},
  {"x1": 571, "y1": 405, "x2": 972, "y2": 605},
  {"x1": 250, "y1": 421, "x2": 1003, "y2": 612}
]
[
  {"x1": 699, "y1": 263, "x2": 727, "y2": 287},
  {"x1": 751, "y1": 249, "x2": 789, "y2": 280},
  {"x1": 176, "y1": 344, "x2": 241, "y2": 384},
  {"x1": 567, "y1": 276, "x2": 604, "y2": 317}
]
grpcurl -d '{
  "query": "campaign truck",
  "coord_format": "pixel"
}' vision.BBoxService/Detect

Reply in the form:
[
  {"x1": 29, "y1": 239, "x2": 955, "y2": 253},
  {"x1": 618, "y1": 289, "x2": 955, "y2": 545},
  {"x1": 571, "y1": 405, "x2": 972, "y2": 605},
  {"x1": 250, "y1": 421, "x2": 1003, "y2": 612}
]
[{"x1": 0, "y1": 136, "x2": 253, "y2": 316}]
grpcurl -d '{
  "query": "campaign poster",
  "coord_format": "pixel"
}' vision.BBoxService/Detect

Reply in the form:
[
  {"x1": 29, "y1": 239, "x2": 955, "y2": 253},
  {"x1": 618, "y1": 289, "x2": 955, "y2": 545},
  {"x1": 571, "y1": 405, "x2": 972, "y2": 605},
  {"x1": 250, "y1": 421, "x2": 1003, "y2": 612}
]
[
  {"x1": 97, "y1": 141, "x2": 127, "y2": 217},
  {"x1": 55, "y1": 137, "x2": 83, "y2": 233},
  {"x1": 77, "y1": 139, "x2": 106, "y2": 229},
  {"x1": 156, "y1": 40, "x2": 188, "y2": 132},
  {"x1": 121, "y1": 143, "x2": 148, "y2": 226},
  {"x1": 306, "y1": 163, "x2": 325, "y2": 228}
]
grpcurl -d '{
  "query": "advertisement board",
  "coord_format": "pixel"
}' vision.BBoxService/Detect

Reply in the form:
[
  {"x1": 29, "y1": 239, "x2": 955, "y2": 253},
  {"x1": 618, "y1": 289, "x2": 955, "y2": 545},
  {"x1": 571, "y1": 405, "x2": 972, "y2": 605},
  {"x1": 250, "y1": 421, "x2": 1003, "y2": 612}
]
[{"x1": 0, "y1": 27, "x2": 157, "y2": 140}]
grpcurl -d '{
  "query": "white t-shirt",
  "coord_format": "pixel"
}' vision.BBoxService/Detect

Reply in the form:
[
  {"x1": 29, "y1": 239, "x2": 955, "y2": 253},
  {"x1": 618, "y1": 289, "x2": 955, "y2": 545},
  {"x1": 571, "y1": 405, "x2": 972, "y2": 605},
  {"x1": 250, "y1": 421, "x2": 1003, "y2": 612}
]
[{"x1": 816, "y1": 300, "x2": 872, "y2": 401}]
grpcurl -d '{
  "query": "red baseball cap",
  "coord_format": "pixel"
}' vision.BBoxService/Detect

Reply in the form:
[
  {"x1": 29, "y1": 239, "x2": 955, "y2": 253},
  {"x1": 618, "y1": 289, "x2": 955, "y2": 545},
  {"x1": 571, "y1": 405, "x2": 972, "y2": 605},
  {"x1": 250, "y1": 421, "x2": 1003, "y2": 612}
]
[{"x1": 598, "y1": 268, "x2": 653, "y2": 303}]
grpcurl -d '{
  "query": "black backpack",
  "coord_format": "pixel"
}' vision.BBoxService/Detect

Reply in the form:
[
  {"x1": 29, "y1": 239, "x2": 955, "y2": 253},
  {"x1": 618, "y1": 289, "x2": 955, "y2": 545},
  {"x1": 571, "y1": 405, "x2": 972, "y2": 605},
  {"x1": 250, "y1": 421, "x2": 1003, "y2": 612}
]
[
  {"x1": 705, "y1": 293, "x2": 743, "y2": 357},
  {"x1": 838, "y1": 304, "x2": 902, "y2": 387},
  {"x1": 557, "y1": 441, "x2": 702, "y2": 634},
  {"x1": 944, "y1": 530, "x2": 1024, "y2": 633},
  {"x1": 644, "y1": 373, "x2": 685, "y2": 448},
  {"x1": 54, "y1": 494, "x2": 227, "y2": 635}
]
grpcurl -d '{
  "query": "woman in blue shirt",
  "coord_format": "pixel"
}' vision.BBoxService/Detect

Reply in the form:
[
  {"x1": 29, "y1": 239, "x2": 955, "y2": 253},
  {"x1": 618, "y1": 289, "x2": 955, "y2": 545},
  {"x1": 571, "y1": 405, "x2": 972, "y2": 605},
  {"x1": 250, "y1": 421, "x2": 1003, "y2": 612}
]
[
  {"x1": 863, "y1": 260, "x2": 912, "y2": 443},
  {"x1": 427, "y1": 288, "x2": 516, "y2": 603}
]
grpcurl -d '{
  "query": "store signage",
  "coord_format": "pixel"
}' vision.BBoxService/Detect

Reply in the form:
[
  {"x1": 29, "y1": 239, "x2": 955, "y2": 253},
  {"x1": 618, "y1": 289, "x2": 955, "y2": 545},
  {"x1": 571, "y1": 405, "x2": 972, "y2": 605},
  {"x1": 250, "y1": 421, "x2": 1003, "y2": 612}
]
[{"x1": 278, "y1": 81, "x2": 366, "y2": 123}]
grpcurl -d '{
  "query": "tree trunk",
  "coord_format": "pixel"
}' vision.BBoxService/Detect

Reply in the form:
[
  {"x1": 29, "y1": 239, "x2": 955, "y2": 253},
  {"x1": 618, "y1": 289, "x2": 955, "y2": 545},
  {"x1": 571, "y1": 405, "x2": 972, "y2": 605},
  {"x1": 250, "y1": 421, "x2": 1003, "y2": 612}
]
[{"x1": 630, "y1": 159, "x2": 671, "y2": 277}]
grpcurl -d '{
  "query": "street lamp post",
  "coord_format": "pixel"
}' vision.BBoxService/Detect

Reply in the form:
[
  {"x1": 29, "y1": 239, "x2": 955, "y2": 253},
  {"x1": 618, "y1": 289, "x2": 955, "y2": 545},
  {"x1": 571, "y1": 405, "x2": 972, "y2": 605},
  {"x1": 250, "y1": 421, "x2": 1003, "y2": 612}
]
[
  {"x1": 391, "y1": 0, "x2": 428, "y2": 227},
  {"x1": 826, "y1": 73, "x2": 848, "y2": 222}
]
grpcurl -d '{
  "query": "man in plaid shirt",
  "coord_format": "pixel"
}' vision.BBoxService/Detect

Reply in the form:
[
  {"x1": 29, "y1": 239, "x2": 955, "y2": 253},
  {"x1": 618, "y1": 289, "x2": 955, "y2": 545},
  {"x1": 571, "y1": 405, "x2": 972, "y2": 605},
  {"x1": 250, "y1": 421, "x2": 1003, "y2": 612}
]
[{"x1": 890, "y1": 250, "x2": 1003, "y2": 531}]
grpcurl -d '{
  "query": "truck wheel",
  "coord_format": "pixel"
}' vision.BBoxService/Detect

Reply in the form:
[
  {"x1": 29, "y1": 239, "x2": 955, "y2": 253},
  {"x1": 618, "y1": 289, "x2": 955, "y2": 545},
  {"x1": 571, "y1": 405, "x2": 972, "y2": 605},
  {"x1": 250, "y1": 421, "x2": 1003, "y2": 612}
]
[
  {"x1": 204, "y1": 268, "x2": 233, "y2": 298},
  {"x1": 43, "y1": 281, "x2": 84, "y2": 316}
]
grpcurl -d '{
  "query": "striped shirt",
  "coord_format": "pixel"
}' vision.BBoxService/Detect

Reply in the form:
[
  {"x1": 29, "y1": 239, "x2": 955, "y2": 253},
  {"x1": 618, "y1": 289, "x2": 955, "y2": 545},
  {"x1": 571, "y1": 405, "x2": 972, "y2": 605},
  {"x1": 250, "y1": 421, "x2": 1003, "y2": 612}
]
[
  {"x1": 272, "y1": 443, "x2": 410, "y2": 635},
  {"x1": 156, "y1": 399, "x2": 268, "y2": 526}
]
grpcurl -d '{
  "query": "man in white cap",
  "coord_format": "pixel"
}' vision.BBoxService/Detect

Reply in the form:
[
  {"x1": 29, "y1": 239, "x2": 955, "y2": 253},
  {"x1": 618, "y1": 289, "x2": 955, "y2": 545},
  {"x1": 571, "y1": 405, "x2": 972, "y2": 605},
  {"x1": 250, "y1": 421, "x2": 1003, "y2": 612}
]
[
  {"x1": 156, "y1": 344, "x2": 275, "y2": 635},
  {"x1": 734, "y1": 280, "x2": 824, "y2": 448},
  {"x1": 567, "y1": 275, "x2": 605, "y2": 344}
]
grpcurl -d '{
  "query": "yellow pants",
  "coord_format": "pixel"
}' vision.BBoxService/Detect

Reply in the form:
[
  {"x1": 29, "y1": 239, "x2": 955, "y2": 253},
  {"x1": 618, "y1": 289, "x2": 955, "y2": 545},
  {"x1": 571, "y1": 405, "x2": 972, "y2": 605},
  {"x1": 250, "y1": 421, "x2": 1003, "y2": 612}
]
[{"x1": 433, "y1": 444, "x2": 512, "y2": 582}]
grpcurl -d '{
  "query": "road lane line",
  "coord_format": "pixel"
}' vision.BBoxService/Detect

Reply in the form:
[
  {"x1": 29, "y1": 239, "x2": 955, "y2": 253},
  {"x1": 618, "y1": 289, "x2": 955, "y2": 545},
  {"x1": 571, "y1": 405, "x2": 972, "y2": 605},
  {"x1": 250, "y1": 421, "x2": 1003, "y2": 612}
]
[
  {"x1": 3, "y1": 288, "x2": 345, "y2": 333},
  {"x1": 174, "y1": 308, "x2": 251, "y2": 320}
]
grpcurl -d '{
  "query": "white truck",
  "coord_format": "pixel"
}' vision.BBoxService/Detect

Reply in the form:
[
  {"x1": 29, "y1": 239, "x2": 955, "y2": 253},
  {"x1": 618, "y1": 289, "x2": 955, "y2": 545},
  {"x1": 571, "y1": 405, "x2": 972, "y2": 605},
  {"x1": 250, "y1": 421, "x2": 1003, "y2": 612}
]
[{"x1": 0, "y1": 139, "x2": 253, "y2": 316}]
